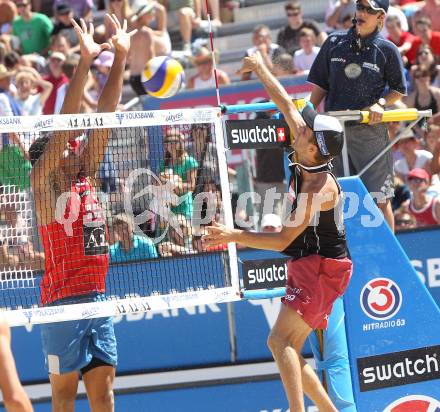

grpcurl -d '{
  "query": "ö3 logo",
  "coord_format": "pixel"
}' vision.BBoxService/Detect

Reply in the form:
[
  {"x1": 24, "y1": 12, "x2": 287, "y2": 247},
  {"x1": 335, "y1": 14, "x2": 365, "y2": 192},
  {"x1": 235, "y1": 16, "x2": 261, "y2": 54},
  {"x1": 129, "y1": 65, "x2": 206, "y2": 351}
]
[
  {"x1": 384, "y1": 395, "x2": 440, "y2": 412},
  {"x1": 360, "y1": 278, "x2": 402, "y2": 320}
]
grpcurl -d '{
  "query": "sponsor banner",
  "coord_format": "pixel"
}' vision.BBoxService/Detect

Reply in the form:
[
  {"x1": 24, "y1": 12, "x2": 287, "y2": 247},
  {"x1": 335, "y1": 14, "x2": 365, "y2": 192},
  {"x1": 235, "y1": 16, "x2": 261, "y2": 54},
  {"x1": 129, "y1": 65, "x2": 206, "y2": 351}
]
[
  {"x1": 242, "y1": 258, "x2": 289, "y2": 290},
  {"x1": 360, "y1": 277, "x2": 407, "y2": 332},
  {"x1": 341, "y1": 177, "x2": 440, "y2": 410},
  {"x1": 0, "y1": 108, "x2": 219, "y2": 134},
  {"x1": 4, "y1": 287, "x2": 238, "y2": 327},
  {"x1": 225, "y1": 119, "x2": 290, "y2": 149},
  {"x1": 357, "y1": 345, "x2": 440, "y2": 392},
  {"x1": 24, "y1": 378, "x2": 316, "y2": 412},
  {"x1": 398, "y1": 227, "x2": 440, "y2": 305}
]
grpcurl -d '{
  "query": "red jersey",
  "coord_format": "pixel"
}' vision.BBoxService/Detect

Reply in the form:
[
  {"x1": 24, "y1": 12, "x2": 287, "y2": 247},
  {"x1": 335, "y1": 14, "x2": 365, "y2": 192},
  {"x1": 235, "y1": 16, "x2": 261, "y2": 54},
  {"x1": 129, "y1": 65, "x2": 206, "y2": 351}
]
[
  {"x1": 409, "y1": 197, "x2": 439, "y2": 227},
  {"x1": 39, "y1": 177, "x2": 109, "y2": 304},
  {"x1": 388, "y1": 31, "x2": 418, "y2": 63},
  {"x1": 42, "y1": 73, "x2": 69, "y2": 115},
  {"x1": 409, "y1": 32, "x2": 440, "y2": 65}
]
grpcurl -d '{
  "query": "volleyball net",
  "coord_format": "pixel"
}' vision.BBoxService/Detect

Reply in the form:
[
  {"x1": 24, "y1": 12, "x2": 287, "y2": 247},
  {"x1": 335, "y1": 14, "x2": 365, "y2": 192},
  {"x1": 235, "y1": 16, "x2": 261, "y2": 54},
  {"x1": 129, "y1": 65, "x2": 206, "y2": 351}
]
[{"x1": 0, "y1": 108, "x2": 239, "y2": 326}]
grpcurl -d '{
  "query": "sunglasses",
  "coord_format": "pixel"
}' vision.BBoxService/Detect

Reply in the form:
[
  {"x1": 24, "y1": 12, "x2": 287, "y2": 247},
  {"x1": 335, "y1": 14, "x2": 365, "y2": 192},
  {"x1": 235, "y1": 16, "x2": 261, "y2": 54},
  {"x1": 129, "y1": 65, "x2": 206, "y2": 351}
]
[
  {"x1": 16, "y1": 2, "x2": 29, "y2": 7},
  {"x1": 414, "y1": 72, "x2": 430, "y2": 79},
  {"x1": 355, "y1": 3, "x2": 381, "y2": 15},
  {"x1": 395, "y1": 219, "x2": 413, "y2": 226},
  {"x1": 287, "y1": 11, "x2": 300, "y2": 17},
  {"x1": 408, "y1": 177, "x2": 427, "y2": 183}
]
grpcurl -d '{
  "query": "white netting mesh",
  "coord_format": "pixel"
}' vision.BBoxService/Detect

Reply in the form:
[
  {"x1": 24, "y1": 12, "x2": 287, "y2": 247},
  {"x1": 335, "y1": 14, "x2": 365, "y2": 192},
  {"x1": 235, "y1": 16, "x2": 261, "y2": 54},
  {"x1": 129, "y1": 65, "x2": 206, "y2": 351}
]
[{"x1": 0, "y1": 108, "x2": 239, "y2": 326}]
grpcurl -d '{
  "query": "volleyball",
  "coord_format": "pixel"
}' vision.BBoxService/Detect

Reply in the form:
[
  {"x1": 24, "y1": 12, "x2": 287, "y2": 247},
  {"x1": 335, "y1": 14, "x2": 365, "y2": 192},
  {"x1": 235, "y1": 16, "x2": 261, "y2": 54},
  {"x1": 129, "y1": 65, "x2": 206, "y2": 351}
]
[{"x1": 141, "y1": 56, "x2": 185, "y2": 99}]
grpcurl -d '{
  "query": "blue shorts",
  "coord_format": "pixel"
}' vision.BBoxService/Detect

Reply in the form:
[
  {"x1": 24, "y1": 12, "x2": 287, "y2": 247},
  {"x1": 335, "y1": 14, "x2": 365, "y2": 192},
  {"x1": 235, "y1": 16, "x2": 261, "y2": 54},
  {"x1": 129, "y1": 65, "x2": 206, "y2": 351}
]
[{"x1": 40, "y1": 294, "x2": 117, "y2": 375}]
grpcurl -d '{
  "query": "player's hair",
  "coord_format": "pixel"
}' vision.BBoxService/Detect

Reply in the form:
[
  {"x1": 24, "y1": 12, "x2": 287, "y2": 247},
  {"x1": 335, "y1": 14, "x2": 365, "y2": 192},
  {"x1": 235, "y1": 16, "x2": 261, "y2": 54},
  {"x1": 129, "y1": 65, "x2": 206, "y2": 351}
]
[
  {"x1": 62, "y1": 54, "x2": 80, "y2": 79},
  {"x1": 272, "y1": 53, "x2": 294, "y2": 74},
  {"x1": 285, "y1": 0, "x2": 301, "y2": 11},
  {"x1": 298, "y1": 27, "x2": 315, "y2": 39},
  {"x1": 29, "y1": 134, "x2": 51, "y2": 166},
  {"x1": 415, "y1": 16, "x2": 432, "y2": 28},
  {"x1": 385, "y1": 14, "x2": 401, "y2": 27},
  {"x1": 3, "y1": 51, "x2": 20, "y2": 70},
  {"x1": 253, "y1": 24, "x2": 270, "y2": 36}
]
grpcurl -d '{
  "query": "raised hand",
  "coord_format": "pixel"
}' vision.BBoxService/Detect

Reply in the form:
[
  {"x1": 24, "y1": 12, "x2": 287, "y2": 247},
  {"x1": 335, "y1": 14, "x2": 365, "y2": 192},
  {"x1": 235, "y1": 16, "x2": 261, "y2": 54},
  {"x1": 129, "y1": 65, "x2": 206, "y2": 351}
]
[
  {"x1": 202, "y1": 221, "x2": 237, "y2": 247},
  {"x1": 236, "y1": 51, "x2": 264, "y2": 75},
  {"x1": 71, "y1": 18, "x2": 111, "y2": 62},
  {"x1": 105, "y1": 14, "x2": 137, "y2": 56}
]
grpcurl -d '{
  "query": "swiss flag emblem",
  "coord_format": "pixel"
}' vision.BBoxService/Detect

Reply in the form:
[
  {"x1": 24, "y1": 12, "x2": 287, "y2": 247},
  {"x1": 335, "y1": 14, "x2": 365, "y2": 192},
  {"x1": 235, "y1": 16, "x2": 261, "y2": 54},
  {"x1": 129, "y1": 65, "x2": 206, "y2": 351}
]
[{"x1": 277, "y1": 128, "x2": 286, "y2": 142}]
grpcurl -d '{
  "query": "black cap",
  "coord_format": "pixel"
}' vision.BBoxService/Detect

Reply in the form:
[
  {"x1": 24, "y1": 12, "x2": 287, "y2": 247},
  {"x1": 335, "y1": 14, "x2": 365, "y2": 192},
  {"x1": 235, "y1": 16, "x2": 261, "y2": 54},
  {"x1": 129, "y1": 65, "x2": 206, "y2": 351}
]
[
  {"x1": 301, "y1": 104, "x2": 344, "y2": 157},
  {"x1": 366, "y1": 0, "x2": 389, "y2": 13},
  {"x1": 56, "y1": 2, "x2": 72, "y2": 14}
]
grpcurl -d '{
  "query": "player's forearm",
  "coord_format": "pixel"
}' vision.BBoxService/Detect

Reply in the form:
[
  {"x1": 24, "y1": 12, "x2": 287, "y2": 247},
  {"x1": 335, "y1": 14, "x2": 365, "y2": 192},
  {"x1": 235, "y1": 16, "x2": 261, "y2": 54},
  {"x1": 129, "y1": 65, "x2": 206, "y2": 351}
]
[
  {"x1": 232, "y1": 230, "x2": 289, "y2": 252},
  {"x1": 326, "y1": 6, "x2": 343, "y2": 28},
  {"x1": 97, "y1": 53, "x2": 127, "y2": 113},
  {"x1": 310, "y1": 84, "x2": 327, "y2": 108},
  {"x1": 432, "y1": 140, "x2": 440, "y2": 175},
  {"x1": 254, "y1": 63, "x2": 295, "y2": 117},
  {"x1": 60, "y1": 57, "x2": 92, "y2": 115},
  {"x1": 382, "y1": 90, "x2": 405, "y2": 106}
]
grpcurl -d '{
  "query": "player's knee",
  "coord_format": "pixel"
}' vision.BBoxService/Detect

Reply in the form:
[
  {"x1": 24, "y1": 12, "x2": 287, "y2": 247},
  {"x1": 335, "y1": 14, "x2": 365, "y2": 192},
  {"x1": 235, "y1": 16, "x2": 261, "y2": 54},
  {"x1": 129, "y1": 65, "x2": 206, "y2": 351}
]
[
  {"x1": 90, "y1": 388, "x2": 114, "y2": 410},
  {"x1": 177, "y1": 7, "x2": 193, "y2": 18},
  {"x1": 3, "y1": 392, "x2": 32, "y2": 412},
  {"x1": 52, "y1": 383, "x2": 77, "y2": 407},
  {"x1": 267, "y1": 331, "x2": 289, "y2": 354},
  {"x1": 52, "y1": 391, "x2": 76, "y2": 410}
]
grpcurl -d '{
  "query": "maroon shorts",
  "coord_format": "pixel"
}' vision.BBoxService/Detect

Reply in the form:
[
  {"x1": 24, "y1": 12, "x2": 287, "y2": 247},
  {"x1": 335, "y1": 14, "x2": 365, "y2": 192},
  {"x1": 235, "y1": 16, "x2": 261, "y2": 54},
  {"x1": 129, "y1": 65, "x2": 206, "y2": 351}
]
[{"x1": 281, "y1": 255, "x2": 353, "y2": 329}]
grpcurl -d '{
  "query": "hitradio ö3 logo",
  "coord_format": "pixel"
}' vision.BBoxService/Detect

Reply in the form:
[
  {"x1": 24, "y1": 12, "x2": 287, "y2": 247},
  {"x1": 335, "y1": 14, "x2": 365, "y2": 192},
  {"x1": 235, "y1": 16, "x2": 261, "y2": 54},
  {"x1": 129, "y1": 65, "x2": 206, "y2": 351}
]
[
  {"x1": 384, "y1": 395, "x2": 440, "y2": 412},
  {"x1": 360, "y1": 278, "x2": 402, "y2": 320}
]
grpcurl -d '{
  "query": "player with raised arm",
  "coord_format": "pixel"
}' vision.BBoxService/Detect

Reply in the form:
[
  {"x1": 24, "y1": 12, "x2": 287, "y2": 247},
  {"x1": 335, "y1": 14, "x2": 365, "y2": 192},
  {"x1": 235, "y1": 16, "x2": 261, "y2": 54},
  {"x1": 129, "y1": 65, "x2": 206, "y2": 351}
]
[
  {"x1": 203, "y1": 52, "x2": 353, "y2": 412},
  {"x1": 28, "y1": 15, "x2": 136, "y2": 412}
]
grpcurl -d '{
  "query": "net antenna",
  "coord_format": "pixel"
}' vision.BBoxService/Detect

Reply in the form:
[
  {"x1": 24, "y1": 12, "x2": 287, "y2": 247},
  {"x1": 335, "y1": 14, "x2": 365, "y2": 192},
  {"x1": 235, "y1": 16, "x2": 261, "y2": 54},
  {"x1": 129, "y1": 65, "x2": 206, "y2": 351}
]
[
  {"x1": 0, "y1": 108, "x2": 239, "y2": 326},
  {"x1": 205, "y1": 0, "x2": 221, "y2": 107}
]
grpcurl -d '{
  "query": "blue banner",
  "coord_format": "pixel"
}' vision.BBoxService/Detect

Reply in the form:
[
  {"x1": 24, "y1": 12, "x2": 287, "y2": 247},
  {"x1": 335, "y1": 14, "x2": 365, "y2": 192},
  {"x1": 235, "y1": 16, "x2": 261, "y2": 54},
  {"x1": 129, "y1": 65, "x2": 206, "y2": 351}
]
[
  {"x1": 397, "y1": 227, "x2": 440, "y2": 304},
  {"x1": 341, "y1": 177, "x2": 440, "y2": 410},
  {"x1": 18, "y1": 379, "x2": 315, "y2": 412}
]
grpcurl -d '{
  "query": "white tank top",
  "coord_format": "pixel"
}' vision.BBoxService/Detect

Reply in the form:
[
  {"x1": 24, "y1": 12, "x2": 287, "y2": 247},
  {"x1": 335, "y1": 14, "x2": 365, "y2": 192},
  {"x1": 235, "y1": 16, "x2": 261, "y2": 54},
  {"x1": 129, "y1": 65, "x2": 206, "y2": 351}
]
[{"x1": 193, "y1": 74, "x2": 216, "y2": 90}]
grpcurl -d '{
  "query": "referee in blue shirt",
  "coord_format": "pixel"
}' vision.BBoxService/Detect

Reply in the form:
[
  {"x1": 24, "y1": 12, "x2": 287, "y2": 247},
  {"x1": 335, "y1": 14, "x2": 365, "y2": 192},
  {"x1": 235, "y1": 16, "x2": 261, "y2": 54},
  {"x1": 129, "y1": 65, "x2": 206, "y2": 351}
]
[{"x1": 308, "y1": 0, "x2": 406, "y2": 231}]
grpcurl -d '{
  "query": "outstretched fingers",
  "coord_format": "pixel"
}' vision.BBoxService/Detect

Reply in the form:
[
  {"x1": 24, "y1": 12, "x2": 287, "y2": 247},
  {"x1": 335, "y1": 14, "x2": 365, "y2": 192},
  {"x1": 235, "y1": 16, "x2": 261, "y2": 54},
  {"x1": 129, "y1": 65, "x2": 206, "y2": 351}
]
[
  {"x1": 99, "y1": 42, "x2": 112, "y2": 51},
  {"x1": 112, "y1": 14, "x2": 121, "y2": 29},
  {"x1": 128, "y1": 27, "x2": 138, "y2": 37},
  {"x1": 80, "y1": 18, "x2": 87, "y2": 33},
  {"x1": 71, "y1": 18, "x2": 82, "y2": 32}
]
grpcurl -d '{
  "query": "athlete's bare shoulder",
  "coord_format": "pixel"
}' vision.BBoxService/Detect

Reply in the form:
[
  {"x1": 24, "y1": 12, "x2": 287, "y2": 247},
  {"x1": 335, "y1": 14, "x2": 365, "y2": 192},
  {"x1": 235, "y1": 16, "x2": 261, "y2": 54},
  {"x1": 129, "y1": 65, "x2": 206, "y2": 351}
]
[{"x1": 301, "y1": 173, "x2": 339, "y2": 212}]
